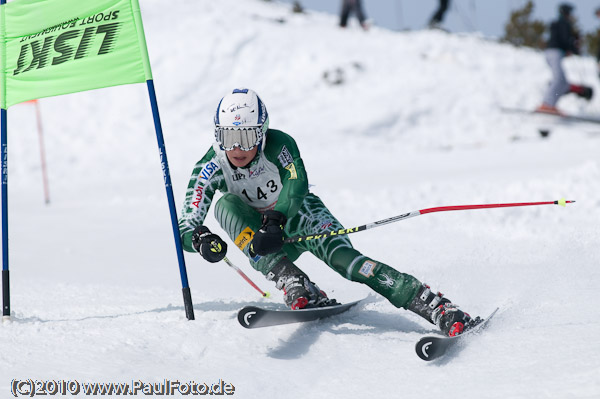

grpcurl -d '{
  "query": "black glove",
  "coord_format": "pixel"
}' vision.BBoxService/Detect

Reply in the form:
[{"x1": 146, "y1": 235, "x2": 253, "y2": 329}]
[
  {"x1": 250, "y1": 210, "x2": 287, "y2": 256},
  {"x1": 192, "y1": 226, "x2": 227, "y2": 263}
]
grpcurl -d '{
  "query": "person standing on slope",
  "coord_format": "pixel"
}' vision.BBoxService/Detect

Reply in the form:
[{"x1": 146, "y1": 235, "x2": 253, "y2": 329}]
[
  {"x1": 339, "y1": 0, "x2": 368, "y2": 30},
  {"x1": 429, "y1": 0, "x2": 451, "y2": 29},
  {"x1": 178, "y1": 88, "x2": 480, "y2": 337},
  {"x1": 538, "y1": 3, "x2": 592, "y2": 114}
]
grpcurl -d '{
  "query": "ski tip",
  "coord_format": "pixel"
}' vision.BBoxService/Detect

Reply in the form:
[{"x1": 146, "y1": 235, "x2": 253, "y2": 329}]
[{"x1": 238, "y1": 306, "x2": 262, "y2": 329}]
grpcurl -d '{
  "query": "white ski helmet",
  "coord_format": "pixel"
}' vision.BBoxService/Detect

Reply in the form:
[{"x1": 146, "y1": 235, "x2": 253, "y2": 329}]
[{"x1": 214, "y1": 88, "x2": 269, "y2": 151}]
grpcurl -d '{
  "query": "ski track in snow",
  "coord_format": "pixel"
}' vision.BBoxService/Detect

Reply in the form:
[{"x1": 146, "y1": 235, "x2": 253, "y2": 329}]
[{"x1": 1, "y1": 1, "x2": 600, "y2": 398}]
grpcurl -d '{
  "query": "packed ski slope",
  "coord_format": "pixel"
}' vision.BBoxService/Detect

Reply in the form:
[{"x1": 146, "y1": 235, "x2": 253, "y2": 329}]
[{"x1": 2, "y1": 0, "x2": 600, "y2": 398}]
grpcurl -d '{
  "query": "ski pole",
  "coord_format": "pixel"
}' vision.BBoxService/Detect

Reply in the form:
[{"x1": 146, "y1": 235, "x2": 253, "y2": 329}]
[
  {"x1": 208, "y1": 241, "x2": 270, "y2": 297},
  {"x1": 284, "y1": 198, "x2": 575, "y2": 244},
  {"x1": 222, "y1": 256, "x2": 271, "y2": 298}
]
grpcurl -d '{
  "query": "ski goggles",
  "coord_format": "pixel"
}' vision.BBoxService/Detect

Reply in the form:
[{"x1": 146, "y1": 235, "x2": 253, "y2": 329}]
[{"x1": 215, "y1": 126, "x2": 262, "y2": 151}]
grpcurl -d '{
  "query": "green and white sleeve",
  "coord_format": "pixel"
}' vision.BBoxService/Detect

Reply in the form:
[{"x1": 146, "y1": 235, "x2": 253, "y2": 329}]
[{"x1": 178, "y1": 147, "x2": 227, "y2": 252}]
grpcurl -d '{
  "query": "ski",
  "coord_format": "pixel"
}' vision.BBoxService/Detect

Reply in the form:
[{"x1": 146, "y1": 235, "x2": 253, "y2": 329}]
[
  {"x1": 501, "y1": 107, "x2": 600, "y2": 125},
  {"x1": 237, "y1": 299, "x2": 362, "y2": 329},
  {"x1": 415, "y1": 307, "x2": 499, "y2": 361}
]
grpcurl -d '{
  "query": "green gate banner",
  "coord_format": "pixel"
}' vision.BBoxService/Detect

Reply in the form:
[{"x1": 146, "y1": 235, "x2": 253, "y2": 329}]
[{"x1": 0, "y1": 0, "x2": 152, "y2": 109}]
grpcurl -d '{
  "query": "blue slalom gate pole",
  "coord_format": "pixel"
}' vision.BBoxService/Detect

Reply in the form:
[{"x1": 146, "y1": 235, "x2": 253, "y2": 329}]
[
  {"x1": 146, "y1": 80, "x2": 194, "y2": 320},
  {"x1": 1, "y1": 0, "x2": 10, "y2": 324},
  {"x1": 1, "y1": 107, "x2": 9, "y2": 321}
]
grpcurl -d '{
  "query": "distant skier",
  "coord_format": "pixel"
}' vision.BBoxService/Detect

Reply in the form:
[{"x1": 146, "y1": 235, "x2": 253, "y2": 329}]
[
  {"x1": 537, "y1": 3, "x2": 592, "y2": 114},
  {"x1": 339, "y1": 0, "x2": 368, "y2": 30},
  {"x1": 429, "y1": 0, "x2": 450, "y2": 29},
  {"x1": 178, "y1": 88, "x2": 481, "y2": 337}
]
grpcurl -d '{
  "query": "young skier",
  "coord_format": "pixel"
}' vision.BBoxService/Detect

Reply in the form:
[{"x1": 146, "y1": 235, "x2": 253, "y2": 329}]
[{"x1": 178, "y1": 88, "x2": 480, "y2": 337}]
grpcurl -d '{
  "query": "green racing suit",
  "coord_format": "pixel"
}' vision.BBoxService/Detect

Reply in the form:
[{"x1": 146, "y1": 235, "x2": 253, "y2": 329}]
[{"x1": 178, "y1": 129, "x2": 421, "y2": 308}]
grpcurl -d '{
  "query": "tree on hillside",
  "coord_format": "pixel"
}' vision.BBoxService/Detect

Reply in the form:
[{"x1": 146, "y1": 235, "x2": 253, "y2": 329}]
[
  {"x1": 502, "y1": 1, "x2": 546, "y2": 49},
  {"x1": 584, "y1": 28, "x2": 600, "y2": 59}
]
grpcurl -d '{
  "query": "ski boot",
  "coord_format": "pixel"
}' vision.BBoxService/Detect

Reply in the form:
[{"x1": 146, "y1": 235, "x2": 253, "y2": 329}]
[
  {"x1": 267, "y1": 258, "x2": 337, "y2": 310},
  {"x1": 536, "y1": 103, "x2": 562, "y2": 115},
  {"x1": 569, "y1": 84, "x2": 593, "y2": 101},
  {"x1": 407, "y1": 284, "x2": 481, "y2": 337}
]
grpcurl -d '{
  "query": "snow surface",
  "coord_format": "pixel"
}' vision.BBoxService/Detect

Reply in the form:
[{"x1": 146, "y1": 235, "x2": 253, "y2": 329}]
[{"x1": 2, "y1": 0, "x2": 600, "y2": 398}]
